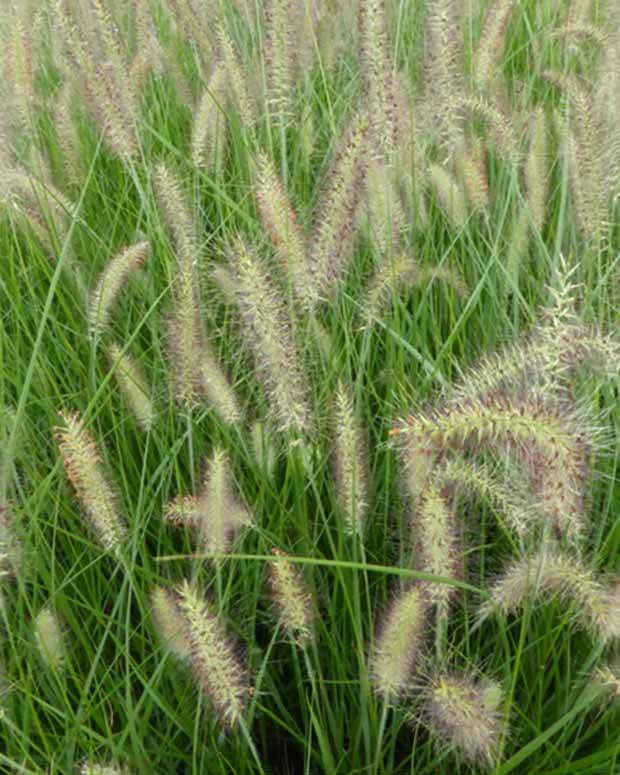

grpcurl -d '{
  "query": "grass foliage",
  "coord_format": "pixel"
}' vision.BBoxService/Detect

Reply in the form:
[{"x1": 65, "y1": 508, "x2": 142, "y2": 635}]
[{"x1": 1, "y1": 0, "x2": 620, "y2": 772}]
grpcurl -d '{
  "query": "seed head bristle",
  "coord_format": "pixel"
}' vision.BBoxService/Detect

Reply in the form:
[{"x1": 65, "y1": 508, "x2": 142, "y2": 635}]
[
  {"x1": 55, "y1": 411, "x2": 126, "y2": 553},
  {"x1": 454, "y1": 141, "x2": 490, "y2": 212},
  {"x1": 365, "y1": 159, "x2": 407, "y2": 255},
  {"x1": 269, "y1": 549, "x2": 314, "y2": 645},
  {"x1": 199, "y1": 346, "x2": 242, "y2": 425},
  {"x1": 216, "y1": 24, "x2": 255, "y2": 126},
  {"x1": 228, "y1": 237, "x2": 312, "y2": 433},
  {"x1": 151, "y1": 585, "x2": 192, "y2": 658},
  {"x1": 360, "y1": 253, "x2": 422, "y2": 326},
  {"x1": 164, "y1": 447, "x2": 251, "y2": 560},
  {"x1": 423, "y1": 672, "x2": 502, "y2": 765},
  {"x1": 154, "y1": 163, "x2": 197, "y2": 266},
  {"x1": 89, "y1": 241, "x2": 150, "y2": 338},
  {"x1": 80, "y1": 763, "x2": 129, "y2": 775},
  {"x1": 371, "y1": 583, "x2": 429, "y2": 700},
  {"x1": 0, "y1": 504, "x2": 22, "y2": 579},
  {"x1": 359, "y1": 0, "x2": 397, "y2": 156}
]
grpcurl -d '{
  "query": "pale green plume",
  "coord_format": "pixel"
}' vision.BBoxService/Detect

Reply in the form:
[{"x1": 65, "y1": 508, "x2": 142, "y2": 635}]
[
  {"x1": 268, "y1": 549, "x2": 314, "y2": 644},
  {"x1": 107, "y1": 343, "x2": 155, "y2": 432}
]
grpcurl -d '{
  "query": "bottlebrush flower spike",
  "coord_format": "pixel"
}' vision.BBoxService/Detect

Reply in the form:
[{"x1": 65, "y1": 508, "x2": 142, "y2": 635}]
[
  {"x1": 191, "y1": 63, "x2": 229, "y2": 172},
  {"x1": 428, "y1": 164, "x2": 468, "y2": 228},
  {"x1": 164, "y1": 447, "x2": 251, "y2": 560},
  {"x1": 0, "y1": 504, "x2": 22, "y2": 579},
  {"x1": 228, "y1": 238, "x2": 312, "y2": 432},
  {"x1": 253, "y1": 151, "x2": 310, "y2": 304},
  {"x1": 35, "y1": 606, "x2": 66, "y2": 670},
  {"x1": 88, "y1": 242, "x2": 150, "y2": 338},
  {"x1": 462, "y1": 95, "x2": 520, "y2": 163},
  {"x1": 264, "y1": 0, "x2": 296, "y2": 122},
  {"x1": 55, "y1": 411, "x2": 126, "y2": 553},
  {"x1": 473, "y1": 0, "x2": 515, "y2": 92},
  {"x1": 154, "y1": 163, "x2": 197, "y2": 267},
  {"x1": 399, "y1": 394, "x2": 591, "y2": 540},
  {"x1": 54, "y1": 0, "x2": 139, "y2": 159},
  {"x1": 171, "y1": 581, "x2": 249, "y2": 728},
  {"x1": 454, "y1": 141, "x2": 490, "y2": 213},
  {"x1": 269, "y1": 549, "x2": 314, "y2": 645},
  {"x1": 364, "y1": 160, "x2": 407, "y2": 255},
  {"x1": 524, "y1": 107, "x2": 548, "y2": 231},
  {"x1": 480, "y1": 550, "x2": 620, "y2": 643},
  {"x1": 309, "y1": 113, "x2": 369, "y2": 301},
  {"x1": 371, "y1": 583, "x2": 429, "y2": 700},
  {"x1": 166, "y1": 0, "x2": 212, "y2": 57},
  {"x1": 199, "y1": 349, "x2": 242, "y2": 425},
  {"x1": 151, "y1": 585, "x2": 192, "y2": 658},
  {"x1": 107, "y1": 343, "x2": 154, "y2": 432},
  {"x1": 333, "y1": 381, "x2": 368, "y2": 536},
  {"x1": 359, "y1": 0, "x2": 397, "y2": 156},
  {"x1": 412, "y1": 484, "x2": 461, "y2": 615},
  {"x1": 592, "y1": 663, "x2": 620, "y2": 701},
  {"x1": 419, "y1": 0, "x2": 465, "y2": 146},
  {"x1": 423, "y1": 672, "x2": 502, "y2": 765},
  {"x1": 216, "y1": 24, "x2": 255, "y2": 126}
]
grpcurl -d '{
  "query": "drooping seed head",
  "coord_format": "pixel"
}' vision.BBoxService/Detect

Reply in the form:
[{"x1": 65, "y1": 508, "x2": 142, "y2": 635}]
[{"x1": 88, "y1": 242, "x2": 150, "y2": 339}]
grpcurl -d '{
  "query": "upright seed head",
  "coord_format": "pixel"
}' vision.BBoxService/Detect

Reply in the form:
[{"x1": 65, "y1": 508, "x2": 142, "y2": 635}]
[
  {"x1": 412, "y1": 483, "x2": 461, "y2": 615},
  {"x1": 55, "y1": 411, "x2": 126, "y2": 554},
  {"x1": 333, "y1": 381, "x2": 368, "y2": 536},
  {"x1": 228, "y1": 237, "x2": 312, "y2": 432},
  {"x1": 371, "y1": 584, "x2": 429, "y2": 700},
  {"x1": 253, "y1": 151, "x2": 310, "y2": 305},
  {"x1": 268, "y1": 549, "x2": 314, "y2": 645},
  {"x1": 309, "y1": 113, "x2": 369, "y2": 301},
  {"x1": 428, "y1": 163, "x2": 468, "y2": 228},
  {"x1": 35, "y1": 606, "x2": 66, "y2": 670},
  {"x1": 423, "y1": 672, "x2": 503, "y2": 765},
  {"x1": 191, "y1": 63, "x2": 229, "y2": 172},
  {"x1": 473, "y1": 0, "x2": 515, "y2": 92},
  {"x1": 524, "y1": 107, "x2": 549, "y2": 231}
]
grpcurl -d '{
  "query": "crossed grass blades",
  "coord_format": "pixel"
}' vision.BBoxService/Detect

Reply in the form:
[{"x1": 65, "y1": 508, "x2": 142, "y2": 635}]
[{"x1": 1, "y1": 0, "x2": 620, "y2": 772}]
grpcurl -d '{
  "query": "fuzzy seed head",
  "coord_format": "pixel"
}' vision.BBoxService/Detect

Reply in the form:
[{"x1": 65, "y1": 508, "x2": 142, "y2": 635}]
[
  {"x1": 174, "y1": 581, "x2": 249, "y2": 728},
  {"x1": 80, "y1": 761, "x2": 129, "y2": 775},
  {"x1": 199, "y1": 346, "x2": 242, "y2": 425},
  {"x1": 107, "y1": 343, "x2": 154, "y2": 432},
  {"x1": 428, "y1": 164, "x2": 468, "y2": 228},
  {"x1": 151, "y1": 585, "x2": 192, "y2": 658},
  {"x1": 333, "y1": 381, "x2": 368, "y2": 536},
  {"x1": 269, "y1": 549, "x2": 314, "y2": 644},
  {"x1": 55, "y1": 411, "x2": 126, "y2": 553},
  {"x1": 0, "y1": 504, "x2": 22, "y2": 579},
  {"x1": 254, "y1": 151, "x2": 310, "y2": 305},
  {"x1": 481, "y1": 550, "x2": 620, "y2": 643},
  {"x1": 35, "y1": 606, "x2": 66, "y2": 670},
  {"x1": 424, "y1": 672, "x2": 502, "y2": 765},
  {"x1": 371, "y1": 584, "x2": 428, "y2": 700},
  {"x1": 191, "y1": 63, "x2": 229, "y2": 172},
  {"x1": 228, "y1": 238, "x2": 312, "y2": 432},
  {"x1": 413, "y1": 484, "x2": 461, "y2": 612},
  {"x1": 309, "y1": 113, "x2": 369, "y2": 300},
  {"x1": 88, "y1": 242, "x2": 149, "y2": 338}
]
